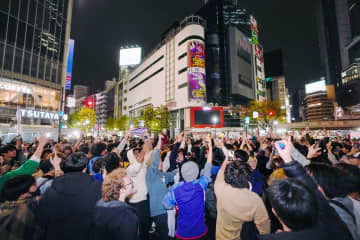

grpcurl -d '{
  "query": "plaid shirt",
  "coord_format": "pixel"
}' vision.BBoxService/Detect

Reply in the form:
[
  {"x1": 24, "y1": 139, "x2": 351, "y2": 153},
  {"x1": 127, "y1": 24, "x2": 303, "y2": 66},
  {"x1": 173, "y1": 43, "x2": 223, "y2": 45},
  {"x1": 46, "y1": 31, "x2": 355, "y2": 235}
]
[{"x1": 0, "y1": 198, "x2": 44, "y2": 240}]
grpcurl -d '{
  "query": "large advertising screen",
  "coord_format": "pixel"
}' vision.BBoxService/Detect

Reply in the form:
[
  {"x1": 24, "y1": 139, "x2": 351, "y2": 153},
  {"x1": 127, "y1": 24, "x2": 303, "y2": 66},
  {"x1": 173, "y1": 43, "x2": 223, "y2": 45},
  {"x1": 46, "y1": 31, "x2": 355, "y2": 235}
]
[
  {"x1": 65, "y1": 39, "x2": 74, "y2": 90},
  {"x1": 187, "y1": 41, "x2": 206, "y2": 100},
  {"x1": 190, "y1": 107, "x2": 224, "y2": 128},
  {"x1": 305, "y1": 80, "x2": 326, "y2": 94},
  {"x1": 228, "y1": 27, "x2": 254, "y2": 99},
  {"x1": 119, "y1": 47, "x2": 142, "y2": 66}
]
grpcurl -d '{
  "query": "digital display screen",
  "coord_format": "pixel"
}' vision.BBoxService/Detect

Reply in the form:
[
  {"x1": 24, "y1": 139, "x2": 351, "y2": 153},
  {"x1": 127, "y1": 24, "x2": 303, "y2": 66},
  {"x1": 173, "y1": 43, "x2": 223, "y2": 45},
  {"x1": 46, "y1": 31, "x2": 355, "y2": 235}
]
[
  {"x1": 305, "y1": 80, "x2": 326, "y2": 94},
  {"x1": 119, "y1": 48, "x2": 142, "y2": 66},
  {"x1": 194, "y1": 110, "x2": 221, "y2": 125}
]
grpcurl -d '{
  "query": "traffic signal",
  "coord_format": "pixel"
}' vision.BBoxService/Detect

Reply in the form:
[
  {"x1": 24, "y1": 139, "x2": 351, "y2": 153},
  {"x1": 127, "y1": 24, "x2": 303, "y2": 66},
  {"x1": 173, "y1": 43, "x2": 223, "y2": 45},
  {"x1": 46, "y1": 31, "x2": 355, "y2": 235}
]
[
  {"x1": 268, "y1": 110, "x2": 275, "y2": 117},
  {"x1": 87, "y1": 100, "x2": 93, "y2": 107}
]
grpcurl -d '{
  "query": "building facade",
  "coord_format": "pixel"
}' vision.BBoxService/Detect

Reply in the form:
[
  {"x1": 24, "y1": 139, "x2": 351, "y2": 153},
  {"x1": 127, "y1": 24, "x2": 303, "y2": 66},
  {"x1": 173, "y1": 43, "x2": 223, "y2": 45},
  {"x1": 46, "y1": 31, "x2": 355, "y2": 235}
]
[
  {"x1": 304, "y1": 80, "x2": 335, "y2": 121},
  {"x1": 0, "y1": 0, "x2": 73, "y2": 140},
  {"x1": 122, "y1": 15, "x2": 207, "y2": 135},
  {"x1": 197, "y1": 0, "x2": 264, "y2": 105}
]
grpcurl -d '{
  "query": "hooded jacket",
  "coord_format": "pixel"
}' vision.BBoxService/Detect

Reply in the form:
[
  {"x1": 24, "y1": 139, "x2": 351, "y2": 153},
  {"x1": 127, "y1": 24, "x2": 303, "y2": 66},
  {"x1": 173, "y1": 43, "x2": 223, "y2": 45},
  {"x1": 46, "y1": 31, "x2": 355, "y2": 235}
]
[
  {"x1": 34, "y1": 172, "x2": 102, "y2": 240},
  {"x1": 91, "y1": 199, "x2": 138, "y2": 240}
]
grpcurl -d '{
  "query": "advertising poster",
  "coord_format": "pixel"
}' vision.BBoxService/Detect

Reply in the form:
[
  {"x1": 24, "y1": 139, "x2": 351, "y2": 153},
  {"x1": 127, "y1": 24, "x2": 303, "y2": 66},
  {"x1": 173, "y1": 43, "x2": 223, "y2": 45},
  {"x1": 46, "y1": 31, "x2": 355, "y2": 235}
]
[
  {"x1": 188, "y1": 41, "x2": 206, "y2": 100},
  {"x1": 188, "y1": 72, "x2": 206, "y2": 99}
]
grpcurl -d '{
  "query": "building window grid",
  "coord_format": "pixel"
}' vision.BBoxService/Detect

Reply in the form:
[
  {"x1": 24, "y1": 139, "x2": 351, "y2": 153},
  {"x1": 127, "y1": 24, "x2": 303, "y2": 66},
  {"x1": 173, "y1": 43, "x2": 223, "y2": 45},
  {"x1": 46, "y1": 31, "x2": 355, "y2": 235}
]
[{"x1": 1, "y1": 0, "x2": 67, "y2": 86}]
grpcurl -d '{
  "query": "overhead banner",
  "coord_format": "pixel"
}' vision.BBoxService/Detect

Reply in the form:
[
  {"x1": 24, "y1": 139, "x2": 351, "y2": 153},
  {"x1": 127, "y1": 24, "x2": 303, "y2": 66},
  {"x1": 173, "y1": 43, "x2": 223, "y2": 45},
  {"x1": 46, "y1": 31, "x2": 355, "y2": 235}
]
[
  {"x1": 187, "y1": 41, "x2": 206, "y2": 100},
  {"x1": 65, "y1": 39, "x2": 75, "y2": 90}
]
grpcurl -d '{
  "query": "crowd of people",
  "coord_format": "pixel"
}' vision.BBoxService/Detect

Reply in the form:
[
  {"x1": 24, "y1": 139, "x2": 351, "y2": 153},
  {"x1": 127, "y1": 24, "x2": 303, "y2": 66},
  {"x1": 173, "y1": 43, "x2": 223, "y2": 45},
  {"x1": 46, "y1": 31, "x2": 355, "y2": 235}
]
[{"x1": 0, "y1": 128, "x2": 359, "y2": 240}]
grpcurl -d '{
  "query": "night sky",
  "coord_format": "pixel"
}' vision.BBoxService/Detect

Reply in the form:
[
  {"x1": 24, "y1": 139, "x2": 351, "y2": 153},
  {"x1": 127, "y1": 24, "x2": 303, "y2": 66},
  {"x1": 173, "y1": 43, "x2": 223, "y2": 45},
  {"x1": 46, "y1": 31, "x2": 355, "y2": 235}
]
[{"x1": 71, "y1": 0, "x2": 321, "y2": 95}]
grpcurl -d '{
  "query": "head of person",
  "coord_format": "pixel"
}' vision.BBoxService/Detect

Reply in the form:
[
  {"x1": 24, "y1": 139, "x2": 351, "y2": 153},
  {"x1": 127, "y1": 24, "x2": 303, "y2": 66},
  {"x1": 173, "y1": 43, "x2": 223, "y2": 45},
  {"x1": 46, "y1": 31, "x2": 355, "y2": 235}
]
[
  {"x1": 334, "y1": 163, "x2": 360, "y2": 197},
  {"x1": 267, "y1": 179, "x2": 318, "y2": 231},
  {"x1": 342, "y1": 144, "x2": 352, "y2": 154},
  {"x1": 224, "y1": 161, "x2": 252, "y2": 189},
  {"x1": 0, "y1": 175, "x2": 37, "y2": 202},
  {"x1": 0, "y1": 145, "x2": 17, "y2": 160},
  {"x1": 102, "y1": 168, "x2": 135, "y2": 202},
  {"x1": 90, "y1": 142, "x2": 107, "y2": 157},
  {"x1": 61, "y1": 152, "x2": 89, "y2": 173},
  {"x1": 79, "y1": 143, "x2": 90, "y2": 155},
  {"x1": 103, "y1": 152, "x2": 122, "y2": 174},
  {"x1": 212, "y1": 148, "x2": 225, "y2": 166},
  {"x1": 177, "y1": 149, "x2": 186, "y2": 162},
  {"x1": 41, "y1": 149, "x2": 53, "y2": 161},
  {"x1": 264, "y1": 146, "x2": 272, "y2": 158},
  {"x1": 181, "y1": 161, "x2": 199, "y2": 182},
  {"x1": 305, "y1": 163, "x2": 350, "y2": 199},
  {"x1": 63, "y1": 145, "x2": 73, "y2": 157},
  {"x1": 248, "y1": 157, "x2": 258, "y2": 171},
  {"x1": 234, "y1": 149, "x2": 249, "y2": 162}
]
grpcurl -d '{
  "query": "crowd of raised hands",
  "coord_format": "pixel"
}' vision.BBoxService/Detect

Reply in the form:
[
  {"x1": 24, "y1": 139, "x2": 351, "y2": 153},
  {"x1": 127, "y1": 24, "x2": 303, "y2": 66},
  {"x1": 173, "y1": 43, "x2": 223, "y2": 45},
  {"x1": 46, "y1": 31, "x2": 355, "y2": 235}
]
[{"x1": 0, "y1": 128, "x2": 359, "y2": 240}]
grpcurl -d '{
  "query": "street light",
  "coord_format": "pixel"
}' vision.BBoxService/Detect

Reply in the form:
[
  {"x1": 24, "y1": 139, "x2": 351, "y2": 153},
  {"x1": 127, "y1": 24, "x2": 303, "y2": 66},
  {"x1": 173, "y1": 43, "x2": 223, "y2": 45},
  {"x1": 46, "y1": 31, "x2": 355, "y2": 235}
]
[{"x1": 212, "y1": 116, "x2": 219, "y2": 137}]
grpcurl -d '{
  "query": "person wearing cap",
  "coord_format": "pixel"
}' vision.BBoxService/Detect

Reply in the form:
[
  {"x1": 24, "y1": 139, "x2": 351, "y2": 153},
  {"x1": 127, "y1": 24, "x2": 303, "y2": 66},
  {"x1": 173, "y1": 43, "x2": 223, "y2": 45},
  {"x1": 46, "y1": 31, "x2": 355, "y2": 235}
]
[
  {"x1": 163, "y1": 137, "x2": 212, "y2": 240},
  {"x1": 34, "y1": 152, "x2": 102, "y2": 240}
]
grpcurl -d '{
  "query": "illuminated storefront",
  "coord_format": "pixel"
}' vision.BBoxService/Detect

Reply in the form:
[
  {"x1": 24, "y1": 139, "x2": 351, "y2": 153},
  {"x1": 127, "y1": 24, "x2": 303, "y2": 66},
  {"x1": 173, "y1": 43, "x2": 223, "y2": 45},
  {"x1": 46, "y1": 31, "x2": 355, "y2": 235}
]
[{"x1": 0, "y1": 77, "x2": 60, "y2": 124}]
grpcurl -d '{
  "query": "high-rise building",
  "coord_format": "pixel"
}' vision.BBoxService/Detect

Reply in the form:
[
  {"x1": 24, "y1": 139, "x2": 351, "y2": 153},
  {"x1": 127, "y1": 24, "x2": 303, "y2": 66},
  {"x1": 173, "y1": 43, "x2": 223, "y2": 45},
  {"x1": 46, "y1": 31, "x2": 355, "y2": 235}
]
[
  {"x1": 73, "y1": 85, "x2": 88, "y2": 100},
  {"x1": 197, "y1": 0, "x2": 264, "y2": 105},
  {"x1": 316, "y1": 0, "x2": 352, "y2": 89},
  {"x1": 292, "y1": 89, "x2": 306, "y2": 122},
  {"x1": 0, "y1": 0, "x2": 73, "y2": 140},
  {"x1": 304, "y1": 80, "x2": 334, "y2": 121}
]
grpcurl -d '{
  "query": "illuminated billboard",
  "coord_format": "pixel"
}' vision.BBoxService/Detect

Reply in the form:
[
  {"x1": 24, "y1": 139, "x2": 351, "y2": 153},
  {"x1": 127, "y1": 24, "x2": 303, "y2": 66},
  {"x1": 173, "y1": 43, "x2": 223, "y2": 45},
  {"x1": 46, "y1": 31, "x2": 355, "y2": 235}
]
[
  {"x1": 119, "y1": 47, "x2": 142, "y2": 66},
  {"x1": 228, "y1": 27, "x2": 254, "y2": 99},
  {"x1": 65, "y1": 39, "x2": 75, "y2": 90},
  {"x1": 305, "y1": 80, "x2": 326, "y2": 94},
  {"x1": 187, "y1": 41, "x2": 206, "y2": 100}
]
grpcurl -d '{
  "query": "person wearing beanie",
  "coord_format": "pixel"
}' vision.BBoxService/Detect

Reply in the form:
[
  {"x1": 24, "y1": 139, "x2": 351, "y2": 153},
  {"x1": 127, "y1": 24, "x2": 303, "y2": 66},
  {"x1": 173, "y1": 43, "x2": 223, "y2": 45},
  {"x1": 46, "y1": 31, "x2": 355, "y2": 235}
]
[{"x1": 163, "y1": 138, "x2": 212, "y2": 240}]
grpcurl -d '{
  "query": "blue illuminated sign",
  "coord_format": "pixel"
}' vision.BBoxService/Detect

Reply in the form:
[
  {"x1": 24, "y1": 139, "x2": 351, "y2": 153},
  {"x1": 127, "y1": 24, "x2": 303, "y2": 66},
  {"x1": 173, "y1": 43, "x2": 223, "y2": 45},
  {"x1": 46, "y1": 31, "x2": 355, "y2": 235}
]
[{"x1": 65, "y1": 39, "x2": 75, "y2": 90}]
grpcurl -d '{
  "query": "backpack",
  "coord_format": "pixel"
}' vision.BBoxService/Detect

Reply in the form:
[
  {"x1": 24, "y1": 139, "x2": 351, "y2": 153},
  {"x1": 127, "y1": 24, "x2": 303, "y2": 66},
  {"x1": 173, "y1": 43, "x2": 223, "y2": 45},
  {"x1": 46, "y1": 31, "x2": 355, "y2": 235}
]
[{"x1": 205, "y1": 182, "x2": 217, "y2": 219}]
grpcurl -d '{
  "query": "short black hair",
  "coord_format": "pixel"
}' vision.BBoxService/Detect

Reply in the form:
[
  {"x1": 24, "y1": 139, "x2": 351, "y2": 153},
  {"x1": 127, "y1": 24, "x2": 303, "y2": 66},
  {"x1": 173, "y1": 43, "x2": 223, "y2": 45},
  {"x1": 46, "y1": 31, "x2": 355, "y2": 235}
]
[
  {"x1": 79, "y1": 143, "x2": 90, "y2": 154},
  {"x1": 41, "y1": 149, "x2": 53, "y2": 160},
  {"x1": 104, "y1": 152, "x2": 121, "y2": 173},
  {"x1": 1, "y1": 175, "x2": 35, "y2": 201},
  {"x1": 39, "y1": 160, "x2": 53, "y2": 174},
  {"x1": 335, "y1": 163, "x2": 360, "y2": 194},
  {"x1": 267, "y1": 179, "x2": 318, "y2": 231},
  {"x1": 212, "y1": 148, "x2": 225, "y2": 166},
  {"x1": 61, "y1": 152, "x2": 88, "y2": 173},
  {"x1": 224, "y1": 161, "x2": 252, "y2": 189},
  {"x1": 90, "y1": 142, "x2": 107, "y2": 157},
  {"x1": 305, "y1": 163, "x2": 350, "y2": 198},
  {"x1": 92, "y1": 157, "x2": 105, "y2": 173},
  {"x1": 234, "y1": 150, "x2": 249, "y2": 162}
]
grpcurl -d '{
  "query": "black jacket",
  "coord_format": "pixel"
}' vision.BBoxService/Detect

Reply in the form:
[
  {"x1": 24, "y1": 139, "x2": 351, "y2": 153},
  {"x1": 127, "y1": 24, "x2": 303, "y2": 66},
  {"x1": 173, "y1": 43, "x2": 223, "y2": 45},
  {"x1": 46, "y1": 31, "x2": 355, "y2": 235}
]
[
  {"x1": 91, "y1": 200, "x2": 139, "y2": 240},
  {"x1": 259, "y1": 161, "x2": 353, "y2": 240},
  {"x1": 34, "y1": 172, "x2": 102, "y2": 240}
]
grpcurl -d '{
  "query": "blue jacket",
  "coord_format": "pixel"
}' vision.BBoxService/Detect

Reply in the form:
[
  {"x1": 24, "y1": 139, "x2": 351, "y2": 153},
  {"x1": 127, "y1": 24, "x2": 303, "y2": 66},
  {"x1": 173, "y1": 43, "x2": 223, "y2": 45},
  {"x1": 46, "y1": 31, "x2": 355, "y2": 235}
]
[
  {"x1": 146, "y1": 148, "x2": 176, "y2": 217},
  {"x1": 163, "y1": 162, "x2": 211, "y2": 239}
]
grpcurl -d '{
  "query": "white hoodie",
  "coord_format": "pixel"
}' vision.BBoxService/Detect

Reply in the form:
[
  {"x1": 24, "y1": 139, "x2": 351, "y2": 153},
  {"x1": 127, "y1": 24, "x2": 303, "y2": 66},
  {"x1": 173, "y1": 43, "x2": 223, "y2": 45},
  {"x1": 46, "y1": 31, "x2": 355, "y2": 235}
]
[{"x1": 126, "y1": 149, "x2": 150, "y2": 203}]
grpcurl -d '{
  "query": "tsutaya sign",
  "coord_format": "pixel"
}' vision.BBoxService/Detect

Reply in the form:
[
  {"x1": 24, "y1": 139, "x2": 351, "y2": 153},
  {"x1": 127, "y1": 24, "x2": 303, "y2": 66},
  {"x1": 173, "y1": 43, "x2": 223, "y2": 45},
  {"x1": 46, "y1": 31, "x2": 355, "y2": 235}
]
[{"x1": 20, "y1": 109, "x2": 59, "y2": 120}]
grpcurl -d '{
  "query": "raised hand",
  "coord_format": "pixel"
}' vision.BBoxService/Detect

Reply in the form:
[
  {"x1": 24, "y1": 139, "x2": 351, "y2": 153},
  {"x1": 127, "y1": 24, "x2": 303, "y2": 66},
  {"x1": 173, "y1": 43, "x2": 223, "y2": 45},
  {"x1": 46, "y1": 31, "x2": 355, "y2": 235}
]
[
  {"x1": 275, "y1": 137, "x2": 294, "y2": 164},
  {"x1": 307, "y1": 144, "x2": 322, "y2": 159}
]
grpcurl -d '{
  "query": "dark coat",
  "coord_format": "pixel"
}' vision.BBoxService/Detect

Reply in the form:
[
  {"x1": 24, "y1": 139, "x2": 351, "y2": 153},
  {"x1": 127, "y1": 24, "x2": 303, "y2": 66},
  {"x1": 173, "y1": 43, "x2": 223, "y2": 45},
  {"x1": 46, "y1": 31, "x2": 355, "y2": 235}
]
[
  {"x1": 34, "y1": 172, "x2": 101, "y2": 240},
  {"x1": 259, "y1": 161, "x2": 353, "y2": 240},
  {"x1": 91, "y1": 200, "x2": 139, "y2": 240}
]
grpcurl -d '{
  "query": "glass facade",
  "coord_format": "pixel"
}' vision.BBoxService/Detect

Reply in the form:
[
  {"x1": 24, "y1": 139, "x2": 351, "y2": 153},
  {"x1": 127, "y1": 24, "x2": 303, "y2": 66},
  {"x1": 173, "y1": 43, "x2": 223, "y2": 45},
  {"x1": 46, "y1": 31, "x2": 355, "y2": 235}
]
[
  {"x1": 198, "y1": 0, "x2": 253, "y2": 106},
  {"x1": 0, "y1": 0, "x2": 69, "y2": 85}
]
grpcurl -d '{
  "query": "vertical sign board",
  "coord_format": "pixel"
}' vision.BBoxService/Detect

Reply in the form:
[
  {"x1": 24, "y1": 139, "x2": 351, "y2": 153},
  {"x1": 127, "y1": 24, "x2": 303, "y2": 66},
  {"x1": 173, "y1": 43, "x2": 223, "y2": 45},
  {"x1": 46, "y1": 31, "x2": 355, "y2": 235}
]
[
  {"x1": 187, "y1": 41, "x2": 206, "y2": 100},
  {"x1": 65, "y1": 39, "x2": 75, "y2": 90},
  {"x1": 250, "y1": 16, "x2": 266, "y2": 101}
]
